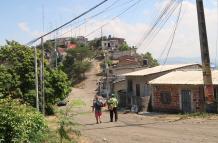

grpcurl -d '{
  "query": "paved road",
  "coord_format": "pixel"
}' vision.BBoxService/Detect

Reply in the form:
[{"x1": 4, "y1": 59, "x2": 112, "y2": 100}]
[{"x1": 68, "y1": 61, "x2": 218, "y2": 143}]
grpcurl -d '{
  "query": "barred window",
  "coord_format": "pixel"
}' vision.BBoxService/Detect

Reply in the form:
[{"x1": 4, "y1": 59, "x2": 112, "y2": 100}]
[{"x1": 160, "y1": 91, "x2": 171, "y2": 104}]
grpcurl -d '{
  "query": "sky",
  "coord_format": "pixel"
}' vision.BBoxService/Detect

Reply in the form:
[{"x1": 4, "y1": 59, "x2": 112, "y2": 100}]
[{"x1": 0, "y1": 0, "x2": 218, "y2": 63}]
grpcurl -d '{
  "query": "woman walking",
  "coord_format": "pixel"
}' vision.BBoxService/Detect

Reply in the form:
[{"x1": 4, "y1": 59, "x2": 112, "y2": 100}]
[{"x1": 92, "y1": 96, "x2": 103, "y2": 124}]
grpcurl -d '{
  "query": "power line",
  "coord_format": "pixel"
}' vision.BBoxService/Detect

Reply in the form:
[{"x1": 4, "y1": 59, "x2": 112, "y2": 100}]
[
  {"x1": 141, "y1": 1, "x2": 180, "y2": 50},
  {"x1": 157, "y1": 2, "x2": 183, "y2": 62},
  {"x1": 162, "y1": 0, "x2": 183, "y2": 66},
  {"x1": 59, "y1": 0, "x2": 135, "y2": 38},
  {"x1": 136, "y1": 0, "x2": 176, "y2": 48},
  {"x1": 26, "y1": 0, "x2": 109, "y2": 45},
  {"x1": 56, "y1": 0, "x2": 124, "y2": 38},
  {"x1": 84, "y1": 0, "x2": 142, "y2": 38}
]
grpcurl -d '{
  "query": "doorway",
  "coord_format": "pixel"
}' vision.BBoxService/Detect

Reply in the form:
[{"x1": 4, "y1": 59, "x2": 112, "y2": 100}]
[{"x1": 181, "y1": 90, "x2": 192, "y2": 113}]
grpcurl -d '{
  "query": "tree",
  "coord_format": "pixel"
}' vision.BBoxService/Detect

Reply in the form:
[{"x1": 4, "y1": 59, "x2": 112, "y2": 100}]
[
  {"x1": 141, "y1": 52, "x2": 159, "y2": 67},
  {"x1": 63, "y1": 45, "x2": 92, "y2": 83},
  {"x1": 88, "y1": 36, "x2": 107, "y2": 50},
  {"x1": 0, "y1": 65, "x2": 21, "y2": 98},
  {"x1": 119, "y1": 42, "x2": 130, "y2": 51},
  {"x1": 0, "y1": 41, "x2": 71, "y2": 111},
  {"x1": 45, "y1": 69, "x2": 71, "y2": 104},
  {"x1": 0, "y1": 98, "x2": 47, "y2": 143},
  {"x1": 0, "y1": 41, "x2": 36, "y2": 104}
]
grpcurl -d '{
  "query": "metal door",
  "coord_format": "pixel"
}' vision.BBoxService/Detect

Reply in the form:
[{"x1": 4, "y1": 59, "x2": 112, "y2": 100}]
[{"x1": 181, "y1": 90, "x2": 192, "y2": 113}]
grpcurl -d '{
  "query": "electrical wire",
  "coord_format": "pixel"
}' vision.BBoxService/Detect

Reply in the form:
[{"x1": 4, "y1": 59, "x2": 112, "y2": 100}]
[
  {"x1": 157, "y1": 1, "x2": 183, "y2": 62},
  {"x1": 161, "y1": 0, "x2": 183, "y2": 66},
  {"x1": 56, "y1": 0, "x2": 135, "y2": 39},
  {"x1": 26, "y1": 0, "x2": 109, "y2": 46},
  {"x1": 142, "y1": 1, "x2": 180, "y2": 50},
  {"x1": 84, "y1": 0, "x2": 142, "y2": 38},
  {"x1": 136, "y1": 0, "x2": 176, "y2": 48}
]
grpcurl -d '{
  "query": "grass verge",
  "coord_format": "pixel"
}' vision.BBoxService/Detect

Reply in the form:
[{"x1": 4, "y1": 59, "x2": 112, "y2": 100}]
[{"x1": 45, "y1": 100, "x2": 85, "y2": 143}]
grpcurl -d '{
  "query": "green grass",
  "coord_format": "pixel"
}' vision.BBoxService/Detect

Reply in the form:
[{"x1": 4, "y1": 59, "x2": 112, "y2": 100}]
[
  {"x1": 45, "y1": 99, "x2": 85, "y2": 143},
  {"x1": 70, "y1": 99, "x2": 86, "y2": 108},
  {"x1": 183, "y1": 112, "x2": 215, "y2": 118},
  {"x1": 172, "y1": 112, "x2": 216, "y2": 122}
]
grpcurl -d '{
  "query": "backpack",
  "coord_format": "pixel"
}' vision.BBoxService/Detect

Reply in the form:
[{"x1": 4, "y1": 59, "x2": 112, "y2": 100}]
[{"x1": 96, "y1": 100, "x2": 103, "y2": 108}]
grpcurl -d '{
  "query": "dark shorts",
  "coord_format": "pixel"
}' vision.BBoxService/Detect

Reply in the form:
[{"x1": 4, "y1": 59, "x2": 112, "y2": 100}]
[{"x1": 95, "y1": 111, "x2": 102, "y2": 117}]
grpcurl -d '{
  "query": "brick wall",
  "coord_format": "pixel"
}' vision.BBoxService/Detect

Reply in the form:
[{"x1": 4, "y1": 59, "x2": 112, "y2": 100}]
[
  {"x1": 152, "y1": 84, "x2": 205, "y2": 113},
  {"x1": 153, "y1": 85, "x2": 180, "y2": 113},
  {"x1": 192, "y1": 86, "x2": 204, "y2": 112}
]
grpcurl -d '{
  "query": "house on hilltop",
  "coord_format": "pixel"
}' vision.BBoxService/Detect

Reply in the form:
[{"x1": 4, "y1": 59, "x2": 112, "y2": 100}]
[{"x1": 101, "y1": 35, "x2": 125, "y2": 51}]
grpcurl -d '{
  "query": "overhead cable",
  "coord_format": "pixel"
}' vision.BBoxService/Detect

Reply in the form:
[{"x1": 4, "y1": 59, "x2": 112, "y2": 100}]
[
  {"x1": 26, "y1": 0, "x2": 109, "y2": 45},
  {"x1": 84, "y1": 0, "x2": 142, "y2": 38},
  {"x1": 136, "y1": 0, "x2": 176, "y2": 48},
  {"x1": 162, "y1": 0, "x2": 183, "y2": 66},
  {"x1": 56, "y1": 0, "x2": 134, "y2": 38},
  {"x1": 142, "y1": 1, "x2": 180, "y2": 50}
]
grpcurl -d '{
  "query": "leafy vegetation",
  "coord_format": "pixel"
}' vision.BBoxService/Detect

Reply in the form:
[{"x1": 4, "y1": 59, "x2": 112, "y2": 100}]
[
  {"x1": 0, "y1": 98, "x2": 47, "y2": 143},
  {"x1": 45, "y1": 69, "x2": 71, "y2": 104},
  {"x1": 0, "y1": 41, "x2": 71, "y2": 113},
  {"x1": 119, "y1": 42, "x2": 130, "y2": 51},
  {"x1": 70, "y1": 99, "x2": 86, "y2": 108},
  {"x1": 46, "y1": 102, "x2": 82, "y2": 143},
  {"x1": 88, "y1": 36, "x2": 107, "y2": 50},
  {"x1": 141, "y1": 52, "x2": 159, "y2": 67},
  {"x1": 63, "y1": 45, "x2": 92, "y2": 84}
]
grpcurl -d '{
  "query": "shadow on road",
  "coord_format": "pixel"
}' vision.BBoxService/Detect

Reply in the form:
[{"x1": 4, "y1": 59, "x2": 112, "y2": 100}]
[{"x1": 83, "y1": 120, "x2": 167, "y2": 131}]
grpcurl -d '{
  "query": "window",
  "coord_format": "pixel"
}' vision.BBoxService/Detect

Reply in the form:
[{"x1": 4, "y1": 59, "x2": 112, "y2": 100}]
[
  {"x1": 160, "y1": 91, "x2": 171, "y2": 104},
  {"x1": 136, "y1": 84, "x2": 140, "y2": 97},
  {"x1": 127, "y1": 80, "x2": 133, "y2": 92}
]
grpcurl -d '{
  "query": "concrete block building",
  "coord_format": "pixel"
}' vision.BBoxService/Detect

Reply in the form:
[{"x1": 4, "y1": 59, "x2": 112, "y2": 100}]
[{"x1": 122, "y1": 64, "x2": 201, "y2": 112}]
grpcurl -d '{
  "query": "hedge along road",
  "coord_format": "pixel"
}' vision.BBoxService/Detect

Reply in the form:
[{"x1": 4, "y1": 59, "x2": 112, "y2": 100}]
[{"x1": 67, "y1": 60, "x2": 218, "y2": 143}]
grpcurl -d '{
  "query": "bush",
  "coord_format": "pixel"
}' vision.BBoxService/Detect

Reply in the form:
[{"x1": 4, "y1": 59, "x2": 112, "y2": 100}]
[{"x1": 0, "y1": 99, "x2": 47, "y2": 143}]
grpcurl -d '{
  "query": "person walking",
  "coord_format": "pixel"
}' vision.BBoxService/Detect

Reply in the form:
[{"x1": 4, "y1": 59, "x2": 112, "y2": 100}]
[
  {"x1": 92, "y1": 96, "x2": 103, "y2": 124},
  {"x1": 107, "y1": 94, "x2": 118, "y2": 122}
]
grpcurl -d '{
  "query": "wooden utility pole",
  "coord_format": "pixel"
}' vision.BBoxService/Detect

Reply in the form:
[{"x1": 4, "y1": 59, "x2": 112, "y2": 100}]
[
  {"x1": 40, "y1": 38, "x2": 45, "y2": 115},
  {"x1": 105, "y1": 52, "x2": 110, "y2": 98},
  {"x1": 196, "y1": 0, "x2": 216, "y2": 110},
  {"x1": 34, "y1": 46, "x2": 39, "y2": 111}
]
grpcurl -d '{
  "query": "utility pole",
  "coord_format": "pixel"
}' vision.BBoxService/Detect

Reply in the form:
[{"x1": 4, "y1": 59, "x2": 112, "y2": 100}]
[
  {"x1": 34, "y1": 46, "x2": 39, "y2": 111},
  {"x1": 40, "y1": 38, "x2": 45, "y2": 115},
  {"x1": 105, "y1": 52, "x2": 110, "y2": 98},
  {"x1": 196, "y1": 0, "x2": 216, "y2": 112},
  {"x1": 55, "y1": 31, "x2": 58, "y2": 68},
  {"x1": 101, "y1": 27, "x2": 103, "y2": 41}
]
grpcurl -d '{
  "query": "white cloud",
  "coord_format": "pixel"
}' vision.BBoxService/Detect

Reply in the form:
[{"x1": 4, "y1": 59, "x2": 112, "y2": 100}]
[
  {"x1": 31, "y1": 0, "x2": 217, "y2": 62},
  {"x1": 17, "y1": 22, "x2": 47, "y2": 43},
  {"x1": 18, "y1": 22, "x2": 30, "y2": 33},
  {"x1": 58, "y1": 0, "x2": 217, "y2": 61}
]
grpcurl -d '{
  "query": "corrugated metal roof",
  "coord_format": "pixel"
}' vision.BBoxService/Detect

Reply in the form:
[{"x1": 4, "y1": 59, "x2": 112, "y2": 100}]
[
  {"x1": 122, "y1": 64, "x2": 200, "y2": 76},
  {"x1": 149, "y1": 70, "x2": 218, "y2": 85}
]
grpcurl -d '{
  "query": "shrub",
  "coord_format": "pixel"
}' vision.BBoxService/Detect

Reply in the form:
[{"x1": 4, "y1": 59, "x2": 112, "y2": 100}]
[{"x1": 0, "y1": 98, "x2": 47, "y2": 143}]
